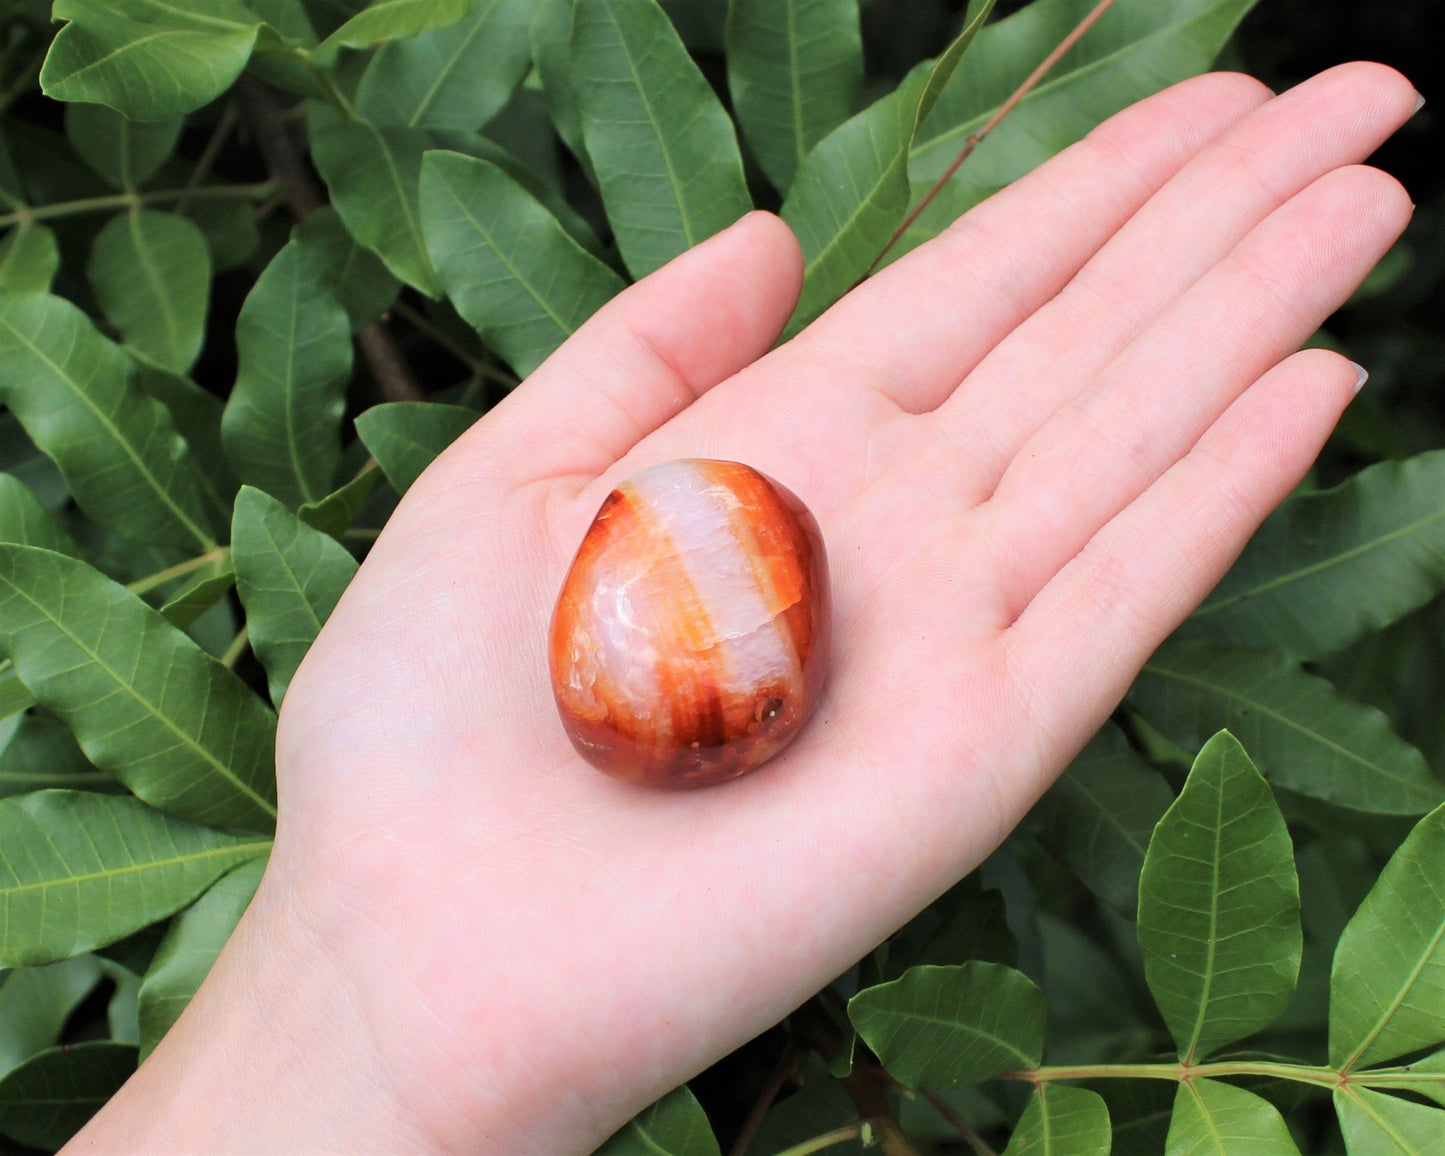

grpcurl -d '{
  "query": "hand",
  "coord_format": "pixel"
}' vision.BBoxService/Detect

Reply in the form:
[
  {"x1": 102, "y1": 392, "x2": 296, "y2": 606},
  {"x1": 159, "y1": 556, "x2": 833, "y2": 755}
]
[{"x1": 70, "y1": 62, "x2": 1419, "y2": 1154}]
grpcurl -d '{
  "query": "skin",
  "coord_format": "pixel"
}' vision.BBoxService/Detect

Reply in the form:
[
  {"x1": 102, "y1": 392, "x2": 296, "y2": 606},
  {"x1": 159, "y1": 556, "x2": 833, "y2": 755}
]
[{"x1": 68, "y1": 63, "x2": 1420, "y2": 1154}]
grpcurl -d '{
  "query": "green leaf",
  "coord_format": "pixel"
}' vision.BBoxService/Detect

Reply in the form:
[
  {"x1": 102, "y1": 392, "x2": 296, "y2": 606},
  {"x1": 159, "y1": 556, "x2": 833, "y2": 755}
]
[
  {"x1": 318, "y1": 0, "x2": 479, "y2": 58},
  {"x1": 356, "y1": 0, "x2": 534, "y2": 131},
  {"x1": 421, "y1": 151, "x2": 625, "y2": 377},
  {"x1": 0, "y1": 1040, "x2": 136, "y2": 1150},
  {"x1": 0, "y1": 473, "x2": 81, "y2": 557},
  {"x1": 64, "y1": 104, "x2": 183, "y2": 191},
  {"x1": 1364, "y1": 1048, "x2": 1445, "y2": 1110},
  {"x1": 0, "y1": 713, "x2": 112, "y2": 799},
  {"x1": 1337, "y1": 1088, "x2": 1445, "y2": 1155},
  {"x1": 309, "y1": 107, "x2": 442, "y2": 297},
  {"x1": 1037, "y1": 721, "x2": 1174, "y2": 913},
  {"x1": 751, "y1": 1079, "x2": 856, "y2": 1156},
  {"x1": 900, "y1": 0, "x2": 1258, "y2": 258},
  {"x1": 232, "y1": 487, "x2": 358, "y2": 707},
  {"x1": 129, "y1": 355, "x2": 239, "y2": 524},
  {"x1": 1131, "y1": 645, "x2": 1444, "y2": 816},
  {"x1": 297, "y1": 462, "x2": 382, "y2": 538},
  {"x1": 1004, "y1": 1085, "x2": 1110, "y2": 1155},
  {"x1": 292, "y1": 206, "x2": 401, "y2": 331},
  {"x1": 0, "y1": 293, "x2": 220, "y2": 552},
  {"x1": 88, "y1": 211, "x2": 212, "y2": 375},
  {"x1": 1165, "y1": 1080, "x2": 1299, "y2": 1155},
  {"x1": 0, "y1": 545, "x2": 278, "y2": 831},
  {"x1": 1180, "y1": 451, "x2": 1445, "y2": 661},
  {"x1": 0, "y1": 957, "x2": 104, "y2": 1077},
  {"x1": 1136, "y1": 732, "x2": 1301, "y2": 1063},
  {"x1": 0, "y1": 226, "x2": 60, "y2": 296},
  {"x1": 883, "y1": 874, "x2": 1015, "y2": 979},
  {"x1": 0, "y1": 791, "x2": 269, "y2": 967},
  {"x1": 221, "y1": 239, "x2": 353, "y2": 510},
  {"x1": 354, "y1": 401, "x2": 478, "y2": 494},
  {"x1": 1330, "y1": 802, "x2": 1445, "y2": 1072},
  {"x1": 138, "y1": 855, "x2": 265, "y2": 1060},
  {"x1": 595, "y1": 1084, "x2": 720, "y2": 1156},
  {"x1": 0, "y1": 669, "x2": 36, "y2": 727},
  {"x1": 725, "y1": 0, "x2": 863, "y2": 192},
  {"x1": 41, "y1": 0, "x2": 263, "y2": 121},
  {"x1": 572, "y1": 0, "x2": 751, "y2": 278},
  {"x1": 780, "y1": 0, "x2": 993, "y2": 336},
  {"x1": 849, "y1": 962, "x2": 1045, "y2": 1089},
  {"x1": 183, "y1": 195, "x2": 261, "y2": 272},
  {"x1": 529, "y1": 0, "x2": 592, "y2": 177},
  {"x1": 158, "y1": 568, "x2": 236, "y2": 630}
]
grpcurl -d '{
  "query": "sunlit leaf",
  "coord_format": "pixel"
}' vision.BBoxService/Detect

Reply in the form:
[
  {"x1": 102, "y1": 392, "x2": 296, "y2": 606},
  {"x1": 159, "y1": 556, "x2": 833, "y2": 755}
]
[
  {"x1": 232, "y1": 487, "x2": 358, "y2": 707},
  {"x1": 41, "y1": 0, "x2": 263, "y2": 120},
  {"x1": 1181, "y1": 450, "x2": 1445, "y2": 661},
  {"x1": 138, "y1": 855, "x2": 265, "y2": 1060},
  {"x1": 221, "y1": 239, "x2": 352, "y2": 510},
  {"x1": 1165, "y1": 1080, "x2": 1299, "y2": 1155},
  {"x1": 725, "y1": 0, "x2": 863, "y2": 192},
  {"x1": 572, "y1": 0, "x2": 751, "y2": 278},
  {"x1": 1330, "y1": 802, "x2": 1445, "y2": 1071},
  {"x1": 1131, "y1": 645, "x2": 1444, "y2": 815},
  {"x1": 0, "y1": 545, "x2": 278, "y2": 831},
  {"x1": 0, "y1": 790, "x2": 269, "y2": 967},
  {"x1": 1137, "y1": 732, "x2": 1301, "y2": 1063},
  {"x1": 595, "y1": 1084, "x2": 720, "y2": 1156},
  {"x1": 88, "y1": 211, "x2": 212, "y2": 375},
  {"x1": 354, "y1": 401, "x2": 478, "y2": 494},
  {"x1": 0, "y1": 1041, "x2": 136, "y2": 1150},
  {"x1": 0, "y1": 294, "x2": 220, "y2": 551},
  {"x1": 357, "y1": 0, "x2": 534, "y2": 131},
  {"x1": 421, "y1": 151, "x2": 625, "y2": 377},
  {"x1": 1004, "y1": 1084, "x2": 1110, "y2": 1155},
  {"x1": 850, "y1": 962, "x2": 1045, "y2": 1089},
  {"x1": 64, "y1": 104, "x2": 183, "y2": 191}
]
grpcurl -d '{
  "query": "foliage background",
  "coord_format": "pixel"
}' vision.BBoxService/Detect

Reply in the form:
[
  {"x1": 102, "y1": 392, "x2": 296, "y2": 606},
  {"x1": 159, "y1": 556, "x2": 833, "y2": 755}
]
[{"x1": 0, "y1": 0, "x2": 1440, "y2": 1153}]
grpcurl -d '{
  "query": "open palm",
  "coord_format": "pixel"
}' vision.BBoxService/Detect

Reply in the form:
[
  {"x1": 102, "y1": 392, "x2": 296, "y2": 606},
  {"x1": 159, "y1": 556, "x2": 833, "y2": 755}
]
[{"x1": 72, "y1": 62, "x2": 1418, "y2": 1155}]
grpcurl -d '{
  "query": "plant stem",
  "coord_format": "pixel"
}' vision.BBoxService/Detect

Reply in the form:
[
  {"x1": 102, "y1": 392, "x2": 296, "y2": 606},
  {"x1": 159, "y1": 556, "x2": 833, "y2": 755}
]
[
  {"x1": 220, "y1": 625, "x2": 251, "y2": 670},
  {"x1": 728, "y1": 1043, "x2": 799, "y2": 1156},
  {"x1": 177, "y1": 102, "x2": 240, "y2": 212},
  {"x1": 126, "y1": 548, "x2": 232, "y2": 597},
  {"x1": 922, "y1": 1090, "x2": 996, "y2": 1156},
  {"x1": 771, "y1": 1123, "x2": 867, "y2": 1156},
  {"x1": 0, "y1": 182, "x2": 276, "y2": 229},
  {"x1": 866, "y1": 0, "x2": 1120, "y2": 275}
]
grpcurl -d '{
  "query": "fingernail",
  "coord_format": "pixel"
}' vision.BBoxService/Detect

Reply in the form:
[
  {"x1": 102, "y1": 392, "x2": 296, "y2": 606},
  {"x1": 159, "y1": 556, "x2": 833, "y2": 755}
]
[
  {"x1": 1350, "y1": 362, "x2": 1369, "y2": 395},
  {"x1": 1414, "y1": 91, "x2": 1426, "y2": 114}
]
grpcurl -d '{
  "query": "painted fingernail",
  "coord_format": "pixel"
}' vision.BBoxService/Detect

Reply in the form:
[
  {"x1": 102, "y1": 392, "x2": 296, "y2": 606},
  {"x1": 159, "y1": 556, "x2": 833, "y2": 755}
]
[
  {"x1": 1413, "y1": 91, "x2": 1426, "y2": 114},
  {"x1": 1350, "y1": 362, "x2": 1369, "y2": 395}
]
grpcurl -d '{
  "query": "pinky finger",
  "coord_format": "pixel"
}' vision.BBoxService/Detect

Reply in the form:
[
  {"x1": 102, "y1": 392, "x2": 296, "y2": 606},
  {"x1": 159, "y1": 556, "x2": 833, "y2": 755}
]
[{"x1": 1001, "y1": 347, "x2": 1366, "y2": 769}]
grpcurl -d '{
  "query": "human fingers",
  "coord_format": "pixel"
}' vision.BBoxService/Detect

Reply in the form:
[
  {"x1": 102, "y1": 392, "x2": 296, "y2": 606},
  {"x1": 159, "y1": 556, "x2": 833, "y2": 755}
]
[
  {"x1": 467, "y1": 211, "x2": 802, "y2": 488},
  {"x1": 966, "y1": 163, "x2": 1411, "y2": 627},
  {"x1": 935, "y1": 61, "x2": 1420, "y2": 496},
  {"x1": 783, "y1": 71, "x2": 1272, "y2": 412},
  {"x1": 1000, "y1": 346, "x2": 1364, "y2": 776}
]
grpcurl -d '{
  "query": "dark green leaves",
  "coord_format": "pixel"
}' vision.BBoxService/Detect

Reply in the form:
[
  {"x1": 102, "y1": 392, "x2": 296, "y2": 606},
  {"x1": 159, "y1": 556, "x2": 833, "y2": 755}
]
[
  {"x1": 0, "y1": 790, "x2": 268, "y2": 967},
  {"x1": 0, "y1": 1040, "x2": 136, "y2": 1150},
  {"x1": 725, "y1": 0, "x2": 863, "y2": 192},
  {"x1": 1137, "y1": 733, "x2": 1301, "y2": 1063},
  {"x1": 232, "y1": 487, "x2": 358, "y2": 707},
  {"x1": 595, "y1": 1085, "x2": 719, "y2": 1156},
  {"x1": 0, "y1": 546, "x2": 278, "y2": 831},
  {"x1": 1330, "y1": 802, "x2": 1445, "y2": 1072},
  {"x1": 421, "y1": 151, "x2": 625, "y2": 377},
  {"x1": 1182, "y1": 450, "x2": 1445, "y2": 661},
  {"x1": 65, "y1": 105, "x2": 182, "y2": 191},
  {"x1": 0, "y1": 294, "x2": 219, "y2": 551},
  {"x1": 88, "y1": 211, "x2": 212, "y2": 375},
  {"x1": 222, "y1": 238, "x2": 353, "y2": 510},
  {"x1": 572, "y1": 0, "x2": 752, "y2": 278},
  {"x1": 354, "y1": 401, "x2": 478, "y2": 494},
  {"x1": 850, "y1": 962, "x2": 1045, "y2": 1089},
  {"x1": 1132, "y1": 645, "x2": 1444, "y2": 815},
  {"x1": 41, "y1": 0, "x2": 264, "y2": 120}
]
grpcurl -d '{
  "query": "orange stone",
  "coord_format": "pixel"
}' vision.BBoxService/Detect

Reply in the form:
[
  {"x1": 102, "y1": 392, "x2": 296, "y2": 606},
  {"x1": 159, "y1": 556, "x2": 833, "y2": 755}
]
[{"x1": 549, "y1": 460, "x2": 830, "y2": 788}]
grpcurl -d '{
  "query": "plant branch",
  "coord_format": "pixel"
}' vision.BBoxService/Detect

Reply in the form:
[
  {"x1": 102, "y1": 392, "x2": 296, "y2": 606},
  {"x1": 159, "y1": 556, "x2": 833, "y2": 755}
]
[
  {"x1": 234, "y1": 74, "x2": 423, "y2": 402},
  {"x1": 220, "y1": 625, "x2": 251, "y2": 670},
  {"x1": 867, "y1": 0, "x2": 1120, "y2": 275},
  {"x1": 771, "y1": 1124, "x2": 868, "y2": 1156},
  {"x1": 1001, "y1": 1059, "x2": 1343, "y2": 1090},
  {"x1": 389, "y1": 300, "x2": 518, "y2": 387},
  {"x1": 922, "y1": 1090, "x2": 996, "y2": 1156},
  {"x1": 177, "y1": 101, "x2": 240, "y2": 212},
  {"x1": 727, "y1": 1042, "x2": 799, "y2": 1156},
  {"x1": 0, "y1": 182, "x2": 275, "y2": 229},
  {"x1": 126, "y1": 548, "x2": 232, "y2": 597}
]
